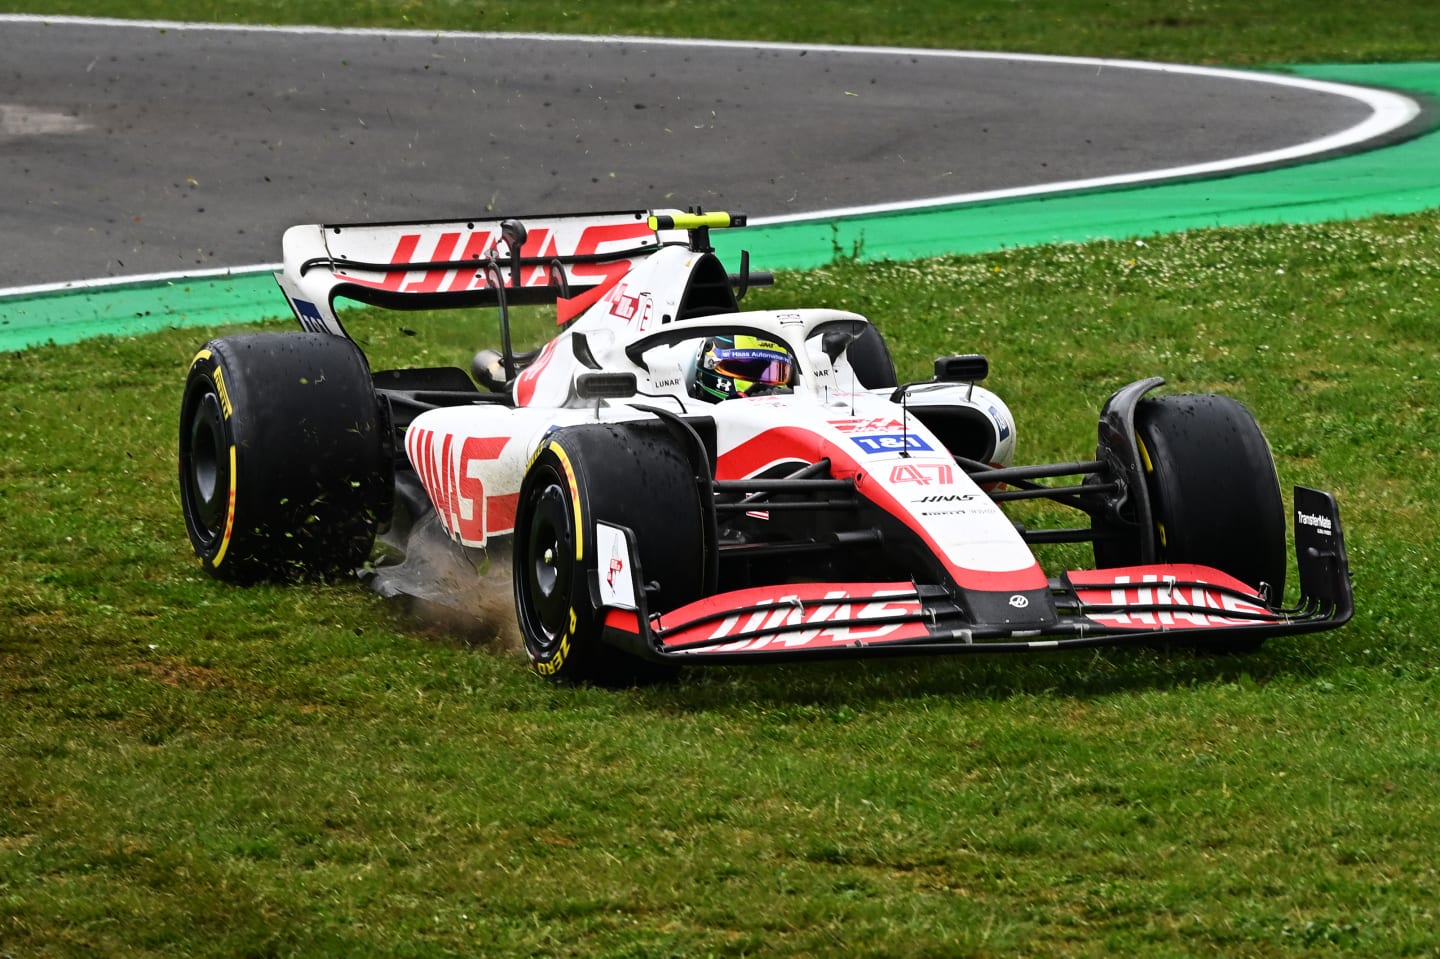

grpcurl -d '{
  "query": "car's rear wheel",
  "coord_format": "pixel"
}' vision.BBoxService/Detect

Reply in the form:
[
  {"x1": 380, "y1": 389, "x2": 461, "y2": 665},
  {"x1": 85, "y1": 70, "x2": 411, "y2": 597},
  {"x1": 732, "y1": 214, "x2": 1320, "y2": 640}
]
[
  {"x1": 178, "y1": 332, "x2": 392, "y2": 582},
  {"x1": 514, "y1": 423, "x2": 710, "y2": 684},
  {"x1": 1094, "y1": 394, "x2": 1285, "y2": 651}
]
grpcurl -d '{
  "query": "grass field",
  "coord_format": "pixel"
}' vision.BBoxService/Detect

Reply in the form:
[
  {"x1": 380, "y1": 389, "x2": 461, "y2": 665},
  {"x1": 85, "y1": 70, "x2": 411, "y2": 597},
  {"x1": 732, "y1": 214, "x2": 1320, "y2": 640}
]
[
  {"x1": 3, "y1": 0, "x2": 1438, "y2": 65},
  {"x1": 4, "y1": 3, "x2": 1440, "y2": 958}
]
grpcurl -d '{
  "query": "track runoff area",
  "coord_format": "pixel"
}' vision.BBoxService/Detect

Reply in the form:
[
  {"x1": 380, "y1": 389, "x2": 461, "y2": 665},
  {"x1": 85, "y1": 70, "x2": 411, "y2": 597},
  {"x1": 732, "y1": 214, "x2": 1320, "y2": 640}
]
[{"x1": 0, "y1": 20, "x2": 1435, "y2": 351}]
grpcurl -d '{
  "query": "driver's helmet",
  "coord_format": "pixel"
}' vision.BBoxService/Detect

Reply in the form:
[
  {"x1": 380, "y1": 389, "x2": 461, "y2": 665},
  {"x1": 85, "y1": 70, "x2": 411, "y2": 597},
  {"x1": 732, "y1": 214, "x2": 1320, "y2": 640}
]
[{"x1": 687, "y1": 333, "x2": 795, "y2": 403}]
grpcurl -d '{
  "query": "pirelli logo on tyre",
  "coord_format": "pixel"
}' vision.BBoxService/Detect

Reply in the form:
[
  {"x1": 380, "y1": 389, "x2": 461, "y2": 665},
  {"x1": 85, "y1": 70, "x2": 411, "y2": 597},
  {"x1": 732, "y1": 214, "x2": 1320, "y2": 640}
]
[
  {"x1": 189, "y1": 349, "x2": 234, "y2": 420},
  {"x1": 533, "y1": 611, "x2": 577, "y2": 676},
  {"x1": 213, "y1": 367, "x2": 234, "y2": 420}
]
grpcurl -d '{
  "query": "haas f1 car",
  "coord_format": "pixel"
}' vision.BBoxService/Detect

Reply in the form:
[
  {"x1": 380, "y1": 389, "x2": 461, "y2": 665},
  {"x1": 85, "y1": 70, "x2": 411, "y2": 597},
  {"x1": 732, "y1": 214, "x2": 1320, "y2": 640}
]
[{"x1": 179, "y1": 210, "x2": 1352, "y2": 682}]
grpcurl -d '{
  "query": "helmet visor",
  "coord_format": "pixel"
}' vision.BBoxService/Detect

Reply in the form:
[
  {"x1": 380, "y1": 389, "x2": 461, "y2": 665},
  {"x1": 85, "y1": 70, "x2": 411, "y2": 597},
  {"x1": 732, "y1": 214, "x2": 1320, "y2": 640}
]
[{"x1": 712, "y1": 345, "x2": 792, "y2": 387}]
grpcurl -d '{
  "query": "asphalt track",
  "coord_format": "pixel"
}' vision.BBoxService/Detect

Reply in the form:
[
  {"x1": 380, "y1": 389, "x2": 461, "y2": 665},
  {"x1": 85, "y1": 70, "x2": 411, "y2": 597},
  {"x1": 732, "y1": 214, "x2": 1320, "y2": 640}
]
[{"x1": 1, "y1": 16, "x2": 1438, "y2": 349}]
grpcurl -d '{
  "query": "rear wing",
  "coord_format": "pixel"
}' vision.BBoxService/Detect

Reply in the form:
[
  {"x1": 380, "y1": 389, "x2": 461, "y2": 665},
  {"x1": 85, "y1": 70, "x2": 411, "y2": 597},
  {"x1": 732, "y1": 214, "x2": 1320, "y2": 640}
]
[{"x1": 274, "y1": 209, "x2": 747, "y2": 336}]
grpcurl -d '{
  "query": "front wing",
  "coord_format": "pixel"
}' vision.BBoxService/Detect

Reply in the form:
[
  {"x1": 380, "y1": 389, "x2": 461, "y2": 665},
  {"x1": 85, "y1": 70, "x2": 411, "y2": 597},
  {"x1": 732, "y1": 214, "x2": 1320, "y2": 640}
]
[{"x1": 596, "y1": 487, "x2": 1353, "y2": 663}]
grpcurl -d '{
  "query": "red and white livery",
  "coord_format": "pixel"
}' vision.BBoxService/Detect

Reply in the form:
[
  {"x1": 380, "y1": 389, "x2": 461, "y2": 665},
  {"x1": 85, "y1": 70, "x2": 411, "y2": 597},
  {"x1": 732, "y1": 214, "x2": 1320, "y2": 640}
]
[{"x1": 179, "y1": 209, "x2": 1353, "y2": 683}]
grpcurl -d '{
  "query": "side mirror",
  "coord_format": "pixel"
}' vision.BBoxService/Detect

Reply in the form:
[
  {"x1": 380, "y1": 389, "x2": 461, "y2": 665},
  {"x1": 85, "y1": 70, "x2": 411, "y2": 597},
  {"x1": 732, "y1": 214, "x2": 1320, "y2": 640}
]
[
  {"x1": 934, "y1": 354, "x2": 989, "y2": 383},
  {"x1": 820, "y1": 331, "x2": 856, "y2": 364},
  {"x1": 576, "y1": 372, "x2": 638, "y2": 400},
  {"x1": 472, "y1": 349, "x2": 508, "y2": 392},
  {"x1": 891, "y1": 353, "x2": 991, "y2": 403}
]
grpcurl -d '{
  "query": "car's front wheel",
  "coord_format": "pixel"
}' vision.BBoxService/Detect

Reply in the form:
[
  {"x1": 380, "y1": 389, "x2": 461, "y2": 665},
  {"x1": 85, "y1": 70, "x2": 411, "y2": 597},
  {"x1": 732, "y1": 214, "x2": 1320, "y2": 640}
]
[
  {"x1": 1093, "y1": 393, "x2": 1286, "y2": 651},
  {"x1": 514, "y1": 422, "x2": 711, "y2": 684}
]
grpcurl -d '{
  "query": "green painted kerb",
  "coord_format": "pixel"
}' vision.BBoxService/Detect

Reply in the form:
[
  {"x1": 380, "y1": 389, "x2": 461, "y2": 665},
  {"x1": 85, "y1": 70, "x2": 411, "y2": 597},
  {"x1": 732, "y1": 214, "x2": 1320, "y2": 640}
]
[
  {"x1": 714, "y1": 63, "x2": 1440, "y2": 271},
  {"x1": 0, "y1": 273, "x2": 286, "y2": 351},
  {"x1": 2, "y1": 62, "x2": 1437, "y2": 352}
]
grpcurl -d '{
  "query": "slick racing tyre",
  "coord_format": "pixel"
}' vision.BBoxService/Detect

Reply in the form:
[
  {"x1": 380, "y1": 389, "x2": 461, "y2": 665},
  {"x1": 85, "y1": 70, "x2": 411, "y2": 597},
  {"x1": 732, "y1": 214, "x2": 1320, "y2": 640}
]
[
  {"x1": 1093, "y1": 394, "x2": 1286, "y2": 651},
  {"x1": 514, "y1": 423, "x2": 710, "y2": 685},
  {"x1": 179, "y1": 332, "x2": 393, "y2": 582}
]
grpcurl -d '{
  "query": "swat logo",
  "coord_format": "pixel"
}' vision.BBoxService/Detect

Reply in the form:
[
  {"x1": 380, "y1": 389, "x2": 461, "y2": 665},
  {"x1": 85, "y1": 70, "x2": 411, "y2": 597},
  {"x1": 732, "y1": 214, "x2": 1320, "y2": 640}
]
[{"x1": 850, "y1": 433, "x2": 933, "y2": 455}]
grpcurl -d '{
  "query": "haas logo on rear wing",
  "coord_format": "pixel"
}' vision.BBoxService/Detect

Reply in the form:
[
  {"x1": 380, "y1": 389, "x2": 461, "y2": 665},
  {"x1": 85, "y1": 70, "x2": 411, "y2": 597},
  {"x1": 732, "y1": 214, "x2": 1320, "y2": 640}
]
[{"x1": 275, "y1": 210, "x2": 667, "y2": 335}]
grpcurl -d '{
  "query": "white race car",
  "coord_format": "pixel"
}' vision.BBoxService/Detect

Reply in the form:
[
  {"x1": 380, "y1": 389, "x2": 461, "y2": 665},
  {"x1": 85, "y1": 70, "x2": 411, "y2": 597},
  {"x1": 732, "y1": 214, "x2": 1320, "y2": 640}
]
[{"x1": 179, "y1": 210, "x2": 1352, "y2": 683}]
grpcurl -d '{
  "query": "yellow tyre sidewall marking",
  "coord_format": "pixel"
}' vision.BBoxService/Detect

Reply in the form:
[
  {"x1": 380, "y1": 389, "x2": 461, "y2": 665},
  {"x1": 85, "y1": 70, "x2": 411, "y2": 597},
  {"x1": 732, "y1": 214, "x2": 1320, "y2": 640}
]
[
  {"x1": 193, "y1": 351, "x2": 237, "y2": 568},
  {"x1": 532, "y1": 442, "x2": 584, "y2": 676},
  {"x1": 549, "y1": 442, "x2": 584, "y2": 562},
  {"x1": 1136, "y1": 435, "x2": 1167, "y2": 550},
  {"x1": 211, "y1": 445, "x2": 238, "y2": 567}
]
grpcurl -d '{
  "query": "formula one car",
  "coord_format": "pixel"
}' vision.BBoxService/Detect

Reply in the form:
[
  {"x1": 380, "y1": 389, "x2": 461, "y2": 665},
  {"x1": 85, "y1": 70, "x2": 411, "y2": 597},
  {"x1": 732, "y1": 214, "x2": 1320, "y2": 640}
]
[{"x1": 178, "y1": 209, "x2": 1352, "y2": 683}]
